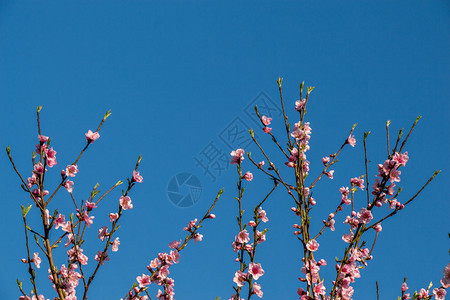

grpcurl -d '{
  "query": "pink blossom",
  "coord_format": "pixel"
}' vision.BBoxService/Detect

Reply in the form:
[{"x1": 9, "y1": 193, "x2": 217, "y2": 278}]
[
  {"x1": 112, "y1": 237, "x2": 120, "y2": 252},
  {"x1": 38, "y1": 135, "x2": 49, "y2": 143},
  {"x1": 230, "y1": 148, "x2": 245, "y2": 165},
  {"x1": 306, "y1": 239, "x2": 319, "y2": 252},
  {"x1": 208, "y1": 213, "x2": 216, "y2": 219},
  {"x1": 347, "y1": 135, "x2": 356, "y2": 147},
  {"x1": 418, "y1": 288, "x2": 429, "y2": 299},
  {"x1": 374, "y1": 223, "x2": 382, "y2": 232},
  {"x1": 248, "y1": 220, "x2": 256, "y2": 227},
  {"x1": 64, "y1": 180, "x2": 74, "y2": 193},
  {"x1": 351, "y1": 176, "x2": 365, "y2": 190},
  {"x1": 27, "y1": 174, "x2": 37, "y2": 188},
  {"x1": 132, "y1": 170, "x2": 143, "y2": 183},
  {"x1": 120, "y1": 196, "x2": 133, "y2": 210},
  {"x1": 54, "y1": 214, "x2": 66, "y2": 229},
  {"x1": 253, "y1": 282, "x2": 263, "y2": 298},
  {"x1": 244, "y1": 171, "x2": 253, "y2": 181},
  {"x1": 65, "y1": 233, "x2": 74, "y2": 247},
  {"x1": 169, "y1": 240, "x2": 181, "y2": 249},
  {"x1": 248, "y1": 262, "x2": 265, "y2": 280},
  {"x1": 322, "y1": 156, "x2": 330, "y2": 165},
  {"x1": 35, "y1": 143, "x2": 47, "y2": 155},
  {"x1": 327, "y1": 219, "x2": 335, "y2": 231},
  {"x1": 342, "y1": 232, "x2": 354, "y2": 243},
  {"x1": 149, "y1": 258, "x2": 161, "y2": 269},
  {"x1": 401, "y1": 282, "x2": 408, "y2": 292},
  {"x1": 392, "y1": 151, "x2": 409, "y2": 167},
  {"x1": 233, "y1": 271, "x2": 247, "y2": 287},
  {"x1": 85, "y1": 130, "x2": 100, "y2": 143},
  {"x1": 340, "y1": 186, "x2": 350, "y2": 196},
  {"x1": 325, "y1": 170, "x2": 334, "y2": 179},
  {"x1": 295, "y1": 99, "x2": 307, "y2": 111},
  {"x1": 46, "y1": 148, "x2": 57, "y2": 167},
  {"x1": 256, "y1": 230, "x2": 266, "y2": 244},
  {"x1": 61, "y1": 221, "x2": 72, "y2": 233},
  {"x1": 193, "y1": 233, "x2": 203, "y2": 243},
  {"x1": 261, "y1": 115, "x2": 272, "y2": 125},
  {"x1": 318, "y1": 259, "x2": 327, "y2": 266},
  {"x1": 33, "y1": 162, "x2": 46, "y2": 174},
  {"x1": 314, "y1": 281, "x2": 326, "y2": 297},
  {"x1": 33, "y1": 252, "x2": 41, "y2": 268},
  {"x1": 183, "y1": 219, "x2": 197, "y2": 231},
  {"x1": 389, "y1": 168, "x2": 401, "y2": 183},
  {"x1": 258, "y1": 207, "x2": 269, "y2": 223},
  {"x1": 65, "y1": 165, "x2": 78, "y2": 177},
  {"x1": 94, "y1": 251, "x2": 109, "y2": 265},
  {"x1": 82, "y1": 212, "x2": 94, "y2": 227},
  {"x1": 357, "y1": 207, "x2": 373, "y2": 224},
  {"x1": 98, "y1": 226, "x2": 108, "y2": 241},
  {"x1": 434, "y1": 288, "x2": 446, "y2": 300},
  {"x1": 136, "y1": 274, "x2": 151, "y2": 288},
  {"x1": 86, "y1": 201, "x2": 97, "y2": 211},
  {"x1": 109, "y1": 213, "x2": 119, "y2": 222},
  {"x1": 237, "y1": 229, "x2": 250, "y2": 244},
  {"x1": 258, "y1": 161, "x2": 265, "y2": 168},
  {"x1": 263, "y1": 127, "x2": 272, "y2": 133}
]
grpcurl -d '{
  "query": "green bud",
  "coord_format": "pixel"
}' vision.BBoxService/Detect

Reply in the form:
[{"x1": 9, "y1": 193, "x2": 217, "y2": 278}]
[{"x1": 104, "y1": 110, "x2": 112, "y2": 119}]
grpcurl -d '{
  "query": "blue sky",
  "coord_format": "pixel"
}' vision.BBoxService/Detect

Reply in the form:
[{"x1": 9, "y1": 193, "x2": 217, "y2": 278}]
[{"x1": 1, "y1": 1, "x2": 449, "y2": 299}]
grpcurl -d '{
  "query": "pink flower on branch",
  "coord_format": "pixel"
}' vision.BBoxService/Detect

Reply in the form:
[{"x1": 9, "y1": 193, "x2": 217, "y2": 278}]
[
  {"x1": 258, "y1": 207, "x2": 269, "y2": 223},
  {"x1": 357, "y1": 207, "x2": 373, "y2": 224},
  {"x1": 306, "y1": 239, "x2": 319, "y2": 252},
  {"x1": 33, "y1": 252, "x2": 41, "y2": 268},
  {"x1": 325, "y1": 170, "x2": 334, "y2": 179},
  {"x1": 263, "y1": 127, "x2": 272, "y2": 133},
  {"x1": 85, "y1": 130, "x2": 100, "y2": 143},
  {"x1": 434, "y1": 288, "x2": 446, "y2": 300},
  {"x1": 183, "y1": 219, "x2": 197, "y2": 232},
  {"x1": 243, "y1": 171, "x2": 253, "y2": 181},
  {"x1": 193, "y1": 233, "x2": 203, "y2": 243},
  {"x1": 295, "y1": 99, "x2": 307, "y2": 111},
  {"x1": 109, "y1": 213, "x2": 119, "y2": 222},
  {"x1": 253, "y1": 282, "x2": 263, "y2": 298},
  {"x1": 230, "y1": 148, "x2": 245, "y2": 165},
  {"x1": 64, "y1": 180, "x2": 74, "y2": 193},
  {"x1": 94, "y1": 250, "x2": 109, "y2": 265},
  {"x1": 233, "y1": 270, "x2": 247, "y2": 287},
  {"x1": 81, "y1": 211, "x2": 94, "y2": 227},
  {"x1": 38, "y1": 135, "x2": 49, "y2": 143},
  {"x1": 120, "y1": 196, "x2": 133, "y2": 210},
  {"x1": 98, "y1": 226, "x2": 109, "y2": 241},
  {"x1": 132, "y1": 170, "x2": 143, "y2": 183},
  {"x1": 136, "y1": 274, "x2": 151, "y2": 288},
  {"x1": 347, "y1": 134, "x2": 356, "y2": 147},
  {"x1": 236, "y1": 229, "x2": 250, "y2": 244},
  {"x1": 65, "y1": 164, "x2": 78, "y2": 177},
  {"x1": 86, "y1": 201, "x2": 97, "y2": 211},
  {"x1": 248, "y1": 262, "x2": 264, "y2": 280},
  {"x1": 33, "y1": 162, "x2": 46, "y2": 174},
  {"x1": 112, "y1": 237, "x2": 120, "y2": 252},
  {"x1": 261, "y1": 115, "x2": 272, "y2": 125},
  {"x1": 54, "y1": 214, "x2": 66, "y2": 229}
]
